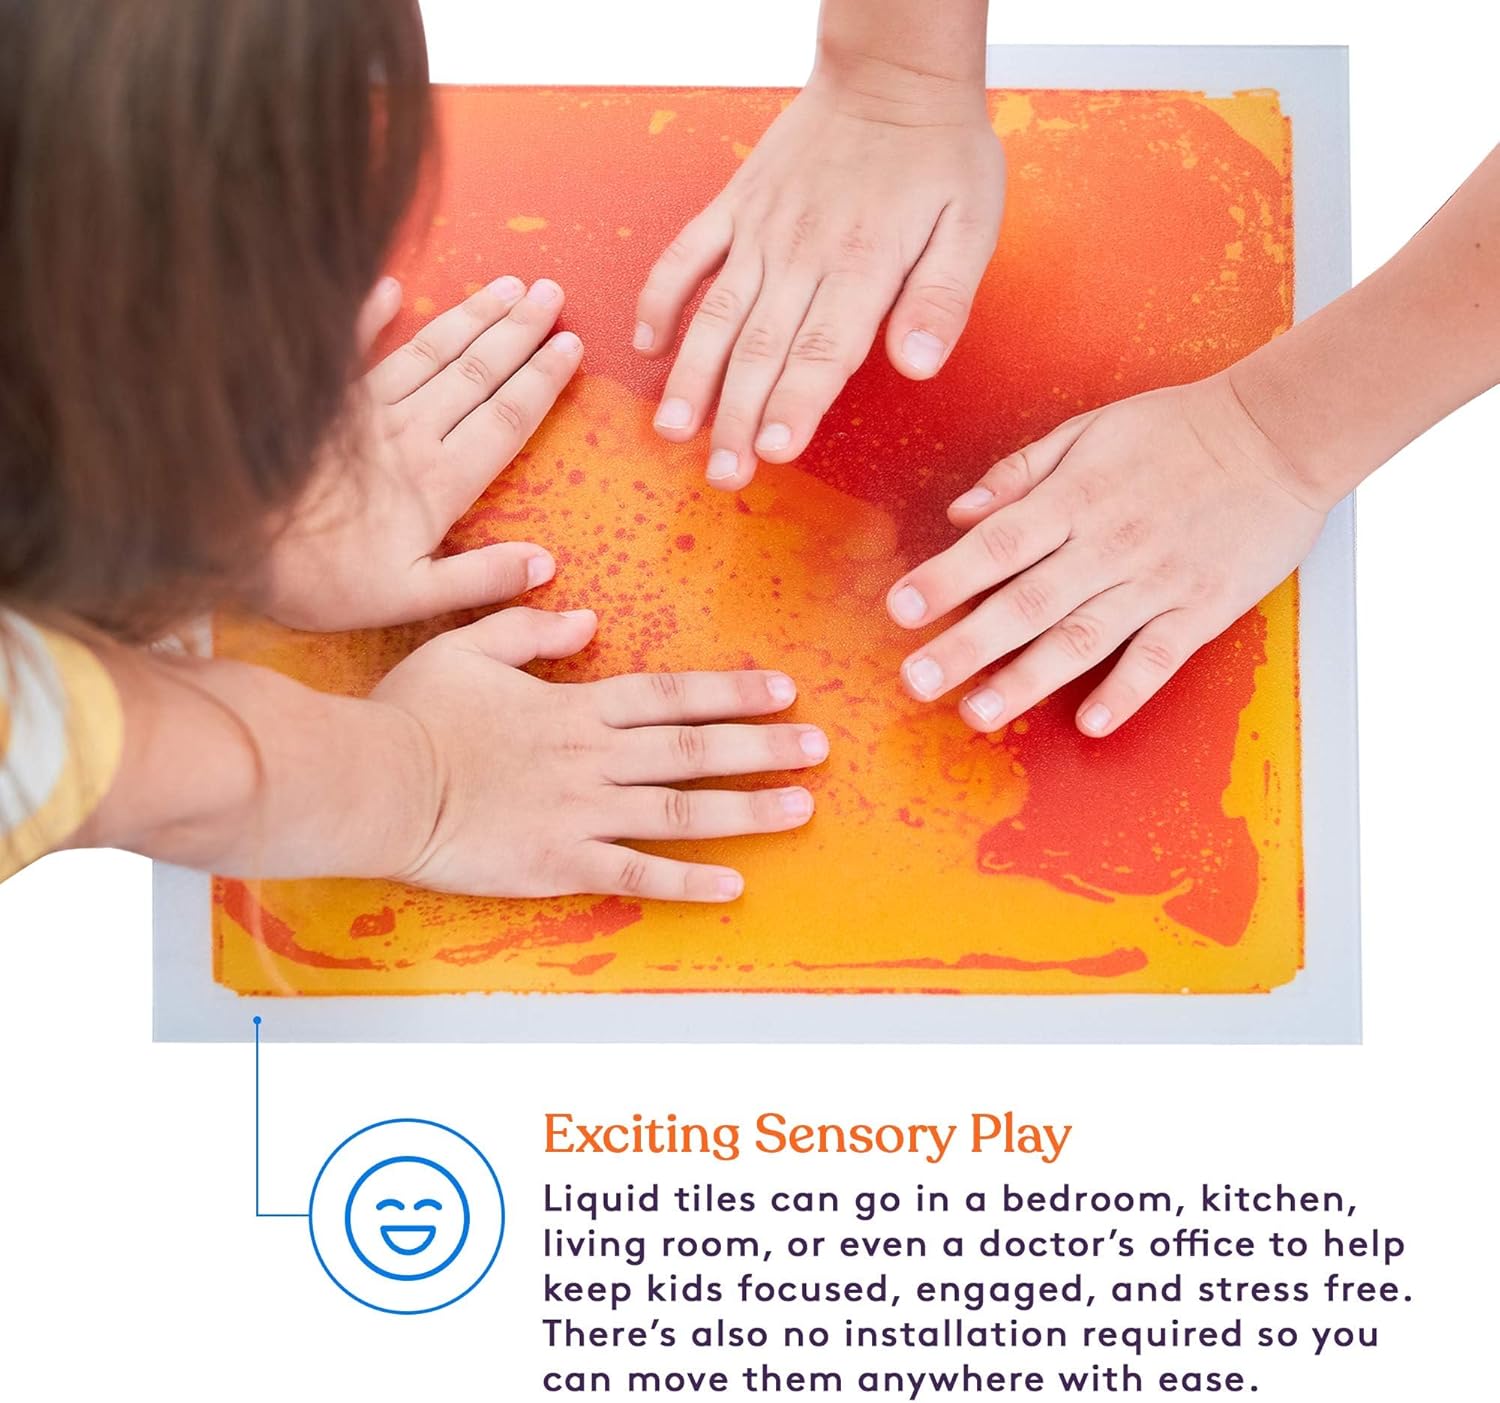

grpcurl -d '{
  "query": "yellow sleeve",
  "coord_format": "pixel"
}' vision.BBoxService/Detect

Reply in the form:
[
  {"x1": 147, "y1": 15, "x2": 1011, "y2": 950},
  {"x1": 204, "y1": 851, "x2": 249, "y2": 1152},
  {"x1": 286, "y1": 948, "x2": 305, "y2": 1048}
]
[{"x1": 0, "y1": 615, "x2": 124, "y2": 881}]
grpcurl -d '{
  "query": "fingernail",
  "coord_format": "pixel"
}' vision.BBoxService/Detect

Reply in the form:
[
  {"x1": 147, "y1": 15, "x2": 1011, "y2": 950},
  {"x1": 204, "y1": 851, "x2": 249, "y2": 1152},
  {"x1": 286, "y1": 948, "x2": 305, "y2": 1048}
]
[
  {"x1": 889, "y1": 584, "x2": 928, "y2": 625},
  {"x1": 377, "y1": 275, "x2": 401, "y2": 299},
  {"x1": 951, "y1": 486, "x2": 994, "y2": 513},
  {"x1": 963, "y1": 688, "x2": 1005, "y2": 725},
  {"x1": 633, "y1": 321, "x2": 655, "y2": 351},
  {"x1": 766, "y1": 673, "x2": 796, "y2": 705},
  {"x1": 901, "y1": 329, "x2": 947, "y2": 374},
  {"x1": 489, "y1": 274, "x2": 523, "y2": 298},
  {"x1": 562, "y1": 608, "x2": 596, "y2": 621},
  {"x1": 1079, "y1": 703, "x2": 1112, "y2": 736},
  {"x1": 551, "y1": 330, "x2": 582, "y2": 354},
  {"x1": 525, "y1": 554, "x2": 555, "y2": 587},
  {"x1": 655, "y1": 397, "x2": 693, "y2": 430},
  {"x1": 755, "y1": 422, "x2": 792, "y2": 454},
  {"x1": 707, "y1": 449, "x2": 740, "y2": 482},
  {"x1": 526, "y1": 278, "x2": 562, "y2": 305},
  {"x1": 798, "y1": 728, "x2": 829, "y2": 762},
  {"x1": 714, "y1": 872, "x2": 744, "y2": 900},
  {"x1": 780, "y1": 788, "x2": 814, "y2": 820},
  {"x1": 904, "y1": 656, "x2": 945, "y2": 699}
]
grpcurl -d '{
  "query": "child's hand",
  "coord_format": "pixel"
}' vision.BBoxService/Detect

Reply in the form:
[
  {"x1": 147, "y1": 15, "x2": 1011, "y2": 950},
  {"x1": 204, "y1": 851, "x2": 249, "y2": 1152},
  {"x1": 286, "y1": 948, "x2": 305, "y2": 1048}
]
[
  {"x1": 372, "y1": 607, "x2": 827, "y2": 901},
  {"x1": 264, "y1": 276, "x2": 580, "y2": 631},
  {"x1": 884, "y1": 376, "x2": 1330, "y2": 736},
  {"x1": 635, "y1": 73, "x2": 1003, "y2": 491}
]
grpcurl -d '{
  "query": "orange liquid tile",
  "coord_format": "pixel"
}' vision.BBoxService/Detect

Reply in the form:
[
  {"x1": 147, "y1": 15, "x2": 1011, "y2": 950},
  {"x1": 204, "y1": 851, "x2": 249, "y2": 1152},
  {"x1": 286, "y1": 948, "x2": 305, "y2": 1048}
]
[{"x1": 212, "y1": 86, "x2": 1301, "y2": 997}]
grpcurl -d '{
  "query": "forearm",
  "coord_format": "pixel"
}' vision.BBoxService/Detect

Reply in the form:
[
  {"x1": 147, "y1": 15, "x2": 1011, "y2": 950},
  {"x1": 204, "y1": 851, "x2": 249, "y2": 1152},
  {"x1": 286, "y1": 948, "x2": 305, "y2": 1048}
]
[
  {"x1": 72, "y1": 645, "x2": 434, "y2": 879},
  {"x1": 1230, "y1": 143, "x2": 1500, "y2": 509},
  {"x1": 814, "y1": 0, "x2": 989, "y2": 118}
]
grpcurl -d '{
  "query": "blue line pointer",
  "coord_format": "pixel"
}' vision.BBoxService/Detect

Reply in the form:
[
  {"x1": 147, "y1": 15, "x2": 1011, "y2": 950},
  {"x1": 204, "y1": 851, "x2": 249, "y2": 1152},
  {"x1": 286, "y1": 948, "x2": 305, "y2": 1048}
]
[{"x1": 254, "y1": 1015, "x2": 309, "y2": 1220}]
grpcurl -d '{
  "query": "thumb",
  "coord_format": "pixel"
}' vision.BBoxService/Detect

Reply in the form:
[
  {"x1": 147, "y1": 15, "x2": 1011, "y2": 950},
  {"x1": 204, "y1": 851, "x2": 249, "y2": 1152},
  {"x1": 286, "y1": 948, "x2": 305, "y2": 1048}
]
[
  {"x1": 885, "y1": 201, "x2": 1001, "y2": 381},
  {"x1": 450, "y1": 606, "x2": 599, "y2": 668},
  {"x1": 355, "y1": 275, "x2": 405, "y2": 361},
  {"x1": 404, "y1": 543, "x2": 557, "y2": 623}
]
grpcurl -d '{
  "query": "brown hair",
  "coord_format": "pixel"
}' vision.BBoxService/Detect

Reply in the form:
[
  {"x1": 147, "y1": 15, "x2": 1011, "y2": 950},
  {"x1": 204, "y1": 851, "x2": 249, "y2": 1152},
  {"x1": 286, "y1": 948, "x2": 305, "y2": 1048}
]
[{"x1": 0, "y1": 0, "x2": 432, "y2": 640}]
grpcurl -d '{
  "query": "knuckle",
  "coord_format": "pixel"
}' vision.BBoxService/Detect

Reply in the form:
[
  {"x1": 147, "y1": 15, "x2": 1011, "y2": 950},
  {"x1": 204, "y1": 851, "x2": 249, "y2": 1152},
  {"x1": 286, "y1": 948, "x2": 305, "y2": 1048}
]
[
  {"x1": 662, "y1": 788, "x2": 696, "y2": 834},
  {"x1": 732, "y1": 323, "x2": 780, "y2": 364},
  {"x1": 977, "y1": 517, "x2": 1023, "y2": 568},
  {"x1": 788, "y1": 324, "x2": 844, "y2": 368},
  {"x1": 554, "y1": 724, "x2": 599, "y2": 760},
  {"x1": 1103, "y1": 518, "x2": 1147, "y2": 557},
  {"x1": 1012, "y1": 578, "x2": 1052, "y2": 626},
  {"x1": 713, "y1": 401, "x2": 755, "y2": 433},
  {"x1": 782, "y1": 210, "x2": 819, "y2": 258},
  {"x1": 1188, "y1": 569, "x2": 1224, "y2": 604},
  {"x1": 671, "y1": 725, "x2": 709, "y2": 774},
  {"x1": 403, "y1": 335, "x2": 441, "y2": 368},
  {"x1": 661, "y1": 236, "x2": 695, "y2": 266},
  {"x1": 911, "y1": 273, "x2": 974, "y2": 324},
  {"x1": 1134, "y1": 636, "x2": 1178, "y2": 675},
  {"x1": 456, "y1": 353, "x2": 493, "y2": 389},
  {"x1": 836, "y1": 223, "x2": 880, "y2": 266},
  {"x1": 614, "y1": 854, "x2": 651, "y2": 896},
  {"x1": 489, "y1": 395, "x2": 528, "y2": 435},
  {"x1": 484, "y1": 552, "x2": 530, "y2": 598},
  {"x1": 995, "y1": 451, "x2": 1031, "y2": 488},
  {"x1": 1065, "y1": 473, "x2": 1105, "y2": 511},
  {"x1": 1054, "y1": 612, "x2": 1103, "y2": 661},
  {"x1": 697, "y1": 283, "x2": 745, "y2": 326},
  {"x1": 649, "y1": 671, "x2": 688, "y2": 708}
]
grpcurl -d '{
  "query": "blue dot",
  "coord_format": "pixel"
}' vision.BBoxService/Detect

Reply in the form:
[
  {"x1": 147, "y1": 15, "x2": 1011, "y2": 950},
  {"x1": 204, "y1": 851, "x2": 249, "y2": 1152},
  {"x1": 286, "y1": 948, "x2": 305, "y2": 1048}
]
[{"x1": 253, "y1": 1016, "x2": 262, "y2": 1025}]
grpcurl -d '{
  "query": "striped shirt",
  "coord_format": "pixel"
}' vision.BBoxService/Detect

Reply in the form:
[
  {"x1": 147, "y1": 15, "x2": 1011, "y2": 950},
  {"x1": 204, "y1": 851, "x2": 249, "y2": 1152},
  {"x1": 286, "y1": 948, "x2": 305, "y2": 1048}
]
[{"x1": 0, "y1": 613, "x2": 123, "y2": 880}]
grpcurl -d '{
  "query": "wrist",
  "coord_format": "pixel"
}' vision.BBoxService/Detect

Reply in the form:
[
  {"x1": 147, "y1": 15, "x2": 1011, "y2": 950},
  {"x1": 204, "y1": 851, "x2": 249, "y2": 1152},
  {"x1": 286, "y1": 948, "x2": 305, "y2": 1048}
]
[
  {"x1": 1222, "y1": 343, "x2": 1367, "y2": 516},
  {"x1": 812, "y1": 39, "x2": 988, "y2": 127},
  {"x1": 366, "y1": 699, "x2": 446, "y2": 884}
]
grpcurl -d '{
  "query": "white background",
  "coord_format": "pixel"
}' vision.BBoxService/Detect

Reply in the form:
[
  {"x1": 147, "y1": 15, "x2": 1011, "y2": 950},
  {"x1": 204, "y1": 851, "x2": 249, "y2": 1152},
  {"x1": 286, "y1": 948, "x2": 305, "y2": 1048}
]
[{"x1": 1, "y1": 1, "x2": 1495, "y2": 1397}]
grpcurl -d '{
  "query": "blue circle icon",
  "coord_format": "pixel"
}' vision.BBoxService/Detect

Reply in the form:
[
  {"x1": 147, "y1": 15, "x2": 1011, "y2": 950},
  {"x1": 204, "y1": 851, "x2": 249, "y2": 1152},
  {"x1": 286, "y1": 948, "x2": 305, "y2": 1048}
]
[{"x1": 309, "y1": 1120, "x2": 503, "y2": 1313}]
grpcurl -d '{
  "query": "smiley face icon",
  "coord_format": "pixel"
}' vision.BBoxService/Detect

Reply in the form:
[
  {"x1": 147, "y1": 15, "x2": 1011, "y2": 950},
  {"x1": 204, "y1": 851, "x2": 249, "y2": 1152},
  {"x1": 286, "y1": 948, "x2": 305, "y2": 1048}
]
[
  {"x1": 344, "y1": 1156, "x2": 471, "y2": 1281},
  {"x1": 310, "y1": 1120, "x2": 505, "y2": 1313}
]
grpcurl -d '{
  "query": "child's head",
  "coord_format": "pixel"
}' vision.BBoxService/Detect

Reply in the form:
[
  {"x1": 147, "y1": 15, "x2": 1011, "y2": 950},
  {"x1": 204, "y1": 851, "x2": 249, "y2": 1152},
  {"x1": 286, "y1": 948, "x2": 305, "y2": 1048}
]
[{"x1": 0, "y1": 0, "x2": 431, "y2": 639}]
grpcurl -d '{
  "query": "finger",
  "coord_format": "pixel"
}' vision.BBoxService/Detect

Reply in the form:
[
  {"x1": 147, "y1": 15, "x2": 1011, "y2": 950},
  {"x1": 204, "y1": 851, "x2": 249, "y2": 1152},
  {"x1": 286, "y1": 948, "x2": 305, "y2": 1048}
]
[
  {"x1": 605, "y1": 722, "x2": 829, "y2": 785},
  {"x1": 886, "y1": 498, "x2": 1069, "y2": 631},
  {"x1": 356, "y1": 276, "x2": 404, "y2": 360},
  {"x1": 704, "y1": 277, "x2": 819, "y2": 489},
  {"x1": 607, "y1": 784, "x2": 815, "y2": 841},
  {"x1": 886, "y1": 201, "x2": 1001, "y2": 380},
  {"x1": 446, "y1": 606, "x2": 598, "y2": 668},
  {"x1": 366, "y1": 274, "x2": 526, "y2": 403},
  {"x1": 591, "y1": 670, "x2": 798, "y2": 727},
  {"x1": 435, "y1": 330, "x2": 583, "y2": 520},
  {"x1": 634, "y1": 205, "x2": 735, "y2": 356},
  {"x1": 398, "y1": 543, "x2": 556, "y2": 624},
  {"x1": 572, "y1": 843, "x2": 746, "y2": 904},
  {"x1": 1073, "y1": 610, "x2": 1213, "y2": 737},
  {"x1": 956, "y1": 585, "x2": 1145, "y2": 732},
  {"x1": 948, "y1": 414, "x2": 1095, "y2": 524},
  {"x1": 411, "y1": 279, "x2": 566, "y2": 436},
  {"x1": 748, "y1": 270, "x2": 900, "y2": 472},
  {"x1": 898, "y1": 546, "x2": 1108, "y2": 701},
  {"x1": 653, "y1": 256, "x2": 763, "y2": 442}
]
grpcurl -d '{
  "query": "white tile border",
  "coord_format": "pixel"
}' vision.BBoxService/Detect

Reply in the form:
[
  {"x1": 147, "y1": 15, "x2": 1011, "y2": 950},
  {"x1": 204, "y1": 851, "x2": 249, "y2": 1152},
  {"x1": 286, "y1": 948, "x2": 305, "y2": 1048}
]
[{"x1": 154, "y1": 46, "x2": 1359, "y2": 1043}]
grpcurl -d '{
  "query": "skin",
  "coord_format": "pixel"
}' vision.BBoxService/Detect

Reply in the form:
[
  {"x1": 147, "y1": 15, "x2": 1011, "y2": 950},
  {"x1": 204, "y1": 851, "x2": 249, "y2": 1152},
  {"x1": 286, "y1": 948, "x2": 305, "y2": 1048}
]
[
  {"x1": 63, "y1": 281, "x2": 833, "y2": 899},
  {"x1": 889, "y1": 143, "x2": 1500, "y2": 737},
  {"x1": 73, "y1": 610, "x2": 828, "y2": 902},
  {"x1": 266, "y1": 273, "x2": 580, "y2": 630},
  {"x1": 634, "y1": 0, "x2": 1000, "y2": 490}
]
